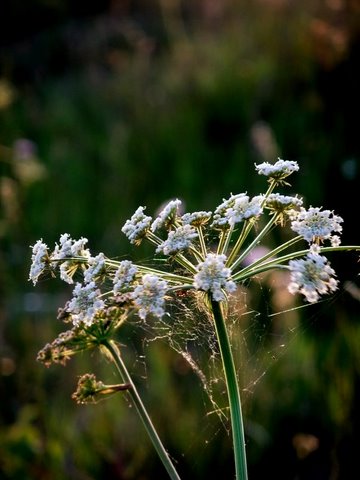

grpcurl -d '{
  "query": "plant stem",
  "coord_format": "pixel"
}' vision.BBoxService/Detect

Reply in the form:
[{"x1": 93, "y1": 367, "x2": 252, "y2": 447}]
[
  {"x1": 210, "y1": 299, "x2": 248, "y2": 480},
  {"x1": 102, "y1": 340, "x2": 181, "y2": 480}
]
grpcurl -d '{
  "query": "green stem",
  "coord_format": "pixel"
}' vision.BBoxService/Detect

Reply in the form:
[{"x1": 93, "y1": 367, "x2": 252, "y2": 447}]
[
  {"x1": 229, "y1": 214, "x2": 280, "y2": 271},
  {"x1": 232, "y1": 244, "x2": 360, "y2": 282},
  {"x1": 210, "y1": 299, "x2": 248, "y2": 480},
  {"x1": 196, "y1": 226, "x2": 207, "y2": 259},
  {"x1": 102, "y1": 340, "x2": 181, "y2": 480}
]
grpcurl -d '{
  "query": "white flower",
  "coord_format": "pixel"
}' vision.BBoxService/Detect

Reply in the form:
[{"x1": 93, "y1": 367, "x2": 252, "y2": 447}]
[
  {"x1": 194, "y1": 253, "x2": 236, "y2": 301},
  {"x1": 52, "y1": 234, "x2": 90, "y2": 259},
  {"x1": 29, "y1": 240, "x2": 49, "y2": 285},
  {"x1": 182, "y1": 211, "x2": 212, "y2": 226},
  {"x1": 211, "y1": 193, "x2": 247, "y2": 228},
  {"x1": 156, "y1": 225, "x2": 198, "y2": 255},
  {"x1": 122, "y1": 206, "x2": 152, "y2": 244},
  {"x1": 131, "y1": 274, "x2": 168, "y2": 319},
  {"x1": 288, "y1": 253, "x2": 338, "y2": 303},
  {"x1": 255, "y1": 158, "x2": 299, "y2": 181},
  {"x1": 151, "y1": 199, "x2": 182, "y2": 232},
  {"x1": 84, "y1": 253, "x2": 106, "y2": 283},
  {"x1": 67, "y1": 282, "x2": 105, "y2": 326},
  {"x1": 290, "y1": 207, "x2": 343, "y2": 243},
  {"x1": 113, "y1": 260, "x2": 138, "y2": 294},
  {"x1": 331, "y1": 235, "x2": 341, "y2": 247},
  {"x1": 266, "y1": 193, "x2": 303, "y2": 212},
  {"x1": 225, "y1": 194, "x2": 263, "y2": 226}
]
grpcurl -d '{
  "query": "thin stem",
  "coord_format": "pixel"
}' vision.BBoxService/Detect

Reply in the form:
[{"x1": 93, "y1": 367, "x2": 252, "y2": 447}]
[
  {"x1": 196, "y1": 226, "x2": 208, "y2": 259},
  {"x1": 232, "y1": 244, "x2": 360, "y2": 282},
  {"x1": 210, "y1": 299, "x2": 248, "y2": 480},
  {"x1": 229, "y1": 214, "x2": 280, "y2": 272},
  {"x1": 232, "y1": 235, "x2": 303, "y2": 277},
  {"x1": 102, "y1": 340, "x2": 181, "y2": 480}
]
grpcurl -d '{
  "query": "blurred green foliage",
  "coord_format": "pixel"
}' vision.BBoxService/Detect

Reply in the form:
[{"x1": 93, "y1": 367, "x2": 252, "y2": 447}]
[{"x1": 1, "y1": 1, "x2": 359, "y2": 478}]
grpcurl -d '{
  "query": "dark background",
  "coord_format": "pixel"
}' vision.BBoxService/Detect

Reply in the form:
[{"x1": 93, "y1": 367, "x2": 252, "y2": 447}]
[{"x1": 0, "y1": 1, "x2": 359, "y2": 479}]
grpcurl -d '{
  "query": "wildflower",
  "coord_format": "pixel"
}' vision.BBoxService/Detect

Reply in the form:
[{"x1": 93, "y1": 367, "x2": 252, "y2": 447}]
[
  {"x1": 225, "y1": 194, "x2": 263, "y2": 226},
  {"x1": 52, "y1": 233, "x2": 90, "y2": 259},
  {"x1": 84, "y1": 253, "x2": 107, "y2": 284},
  {"x1": 156, "y1": 225, "x2": 198, "y2": 255},
  {"x1": 113, "y1": 260, "x2": 138, "y2": 294},
  {"x1": 290, "y1": 207, "x2": 343, "y2": 243},
  {"x1": 194, "y1": 253, "x2": 236, "y2": 301},
  {"x1": 288, "y1": 253, "x2": 338, "y2": 302},
  {"x1": 331, "y1": 235, "x2": 341, "y2": 247},
  {"x1": 211, "y1": 193, "x2": 247, "y2": 228},
  {"x1": 255, "y1": 158, "x2": 299, "y2": 183},
  {"x1": 182, "y1": 211, "x2": 212, "y2": 227},
  {"x1": 67, "y1": 282, "x2": 105, "y2": 326},
  {"x1": 122, "y1": 207, "x2": 152, "y2": 244},
  {"x1": 266, "y1": 193, "x2": 303, "y2": 213},
  {"x1": 131, "y1": 274, "x2": 168, "y2": 319},
  {"x1": 29, "y1": 240, "x2": 49, "y2": 285},
  {"x1": 151, "y1": 199, "x2": 182, "y2": 232}
]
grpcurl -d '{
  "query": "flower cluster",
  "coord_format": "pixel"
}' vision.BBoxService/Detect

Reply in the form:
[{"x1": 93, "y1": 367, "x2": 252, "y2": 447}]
[{"x1": 29, "y1": 158, "x2": 357, "y2": 337}]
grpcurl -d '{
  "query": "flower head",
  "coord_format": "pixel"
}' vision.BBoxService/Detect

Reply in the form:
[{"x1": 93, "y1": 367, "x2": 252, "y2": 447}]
[
  {"x1": 182, "y1": 211, "x2": 212, "y2": 227},
  {"x1": 113, "y1": 260, "x2": 138, "y2": 294},
  {"x1": 288, "y1": 253, "x2": 338, "y2": 302},
  {"x1": 151, "y1": 199, "x2": 182, "y2": 232},
  {"x1": 156, "y1": 224, "x2": 198, "y2": 255},
  {"x1": 255, "y1": 158, "x2": 299, "y2": 183},
  {"x1": 211, "y1": 193, "x2": 247, "y2": 229},
  {"x1": 122, "y1": 206, "x2": 152, "y2": 245},
  {"x1": 225, "y1": 195, "x2": 263, "y2": 226},
  {"x1": 290, "y1": 207, "x2": 343, "y2": 243},
  {"x1": 84, "y1": 253, "x2": 107, "y2": 284},
  {"x1": 131, "y1": 274, "x2": 168, "y2": 319},
  {"x1": 266, "y1": 193, "x2": 303, "y2": 213},
  {"x1": 67, "y1": 282, "x2": 105, "y2": 326},
  {"x1": 194, "y1": 253, "x2": 236, "y2": 301},
  {"x1": 29, "y1": 240, "x2": 49, "y2": 285}
]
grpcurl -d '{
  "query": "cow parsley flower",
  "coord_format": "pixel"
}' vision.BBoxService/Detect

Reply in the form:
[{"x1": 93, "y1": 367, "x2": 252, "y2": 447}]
[
  {"x1": 67, "y1": 282, "x2": 105, "y2": 326},
  {"x1": 225, "y1": 194, "x2": 263, "y2": 226},
  {"x1": 266, "y1": 193, "x2": 303, "y2": 212},
  {"x1": 52, "y1": 234, "x2": 90, "y2": 259},
  {"x1": 151, "y1": 199, "x2": 182, "y2": 232},
  {"x1": 84, "y1": 253, "x2": 106, "y2": 284},
  {"x1": 29, "y1": 240, "x2": 49, "y2": 285},
  {"x1": 182, "y1": 211, "x2": 212, "y2": 227},
  {"x1": 255, "y1": 158, "x2": 299, "y2": 182},
  {"x1": 290, "y1": 207, "x2": 343, "y2": 243},
  {"x1": 113, "y1": 260, "x2": 138, "y2": 294},
  {"x1": 211, "y1": 193, "x2": 247, "y2": 228},
  {"x1": 131, "y1": 274, "x2": 168, "y2": 319},
  {"x1": 288, "y1": 253, "x2": 338, "y2": 303},
  {"x1": 194, "y1": 253, "x2": 236, "y2": 301},
  {"x1": 156, "y1": 225, "x2": 198, "y2": 255},
  {"x1": 122, "y1": 206, "x2": 152, "y2": 244}
]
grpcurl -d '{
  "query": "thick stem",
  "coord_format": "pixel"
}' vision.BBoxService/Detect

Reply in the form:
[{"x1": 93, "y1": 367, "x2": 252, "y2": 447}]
[
  {"x1": 103, "y1": 340, "x2": 181, "y2": 480},
  {"x1": 210, "y1": 299, "x2": 248, "y2": 480}
]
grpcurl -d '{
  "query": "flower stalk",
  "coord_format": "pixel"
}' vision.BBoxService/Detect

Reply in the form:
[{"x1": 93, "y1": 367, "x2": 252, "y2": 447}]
[{"x1": 102, "y1": 339, "x2": 181, "y2": 480}]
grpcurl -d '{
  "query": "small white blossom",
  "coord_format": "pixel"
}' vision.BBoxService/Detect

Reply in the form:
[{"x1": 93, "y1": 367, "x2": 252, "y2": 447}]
[
  {"x1": 84, "y1": 253, "x2": 106, "y2": 284},
  {"x1": 194, "y1": 253, "x2": 236, "y2": 301},
  {"x1": 211, "y1": 193, "x2": 247, "y2": 228},
  {"x1": 331, "y1": 235, "x2": 341, "y2": 247},
  {"x1": 266, "y1": 193, "x2": 303, "y2": 212},
  {"x1": 132, "y1": 274, "x2": 168, "y2": 319},
  {"x1": 67, "y1": 282, "x2": 105, "y2": 326},
  {"x1": 182, "y1": 211, "x2": 212, "y2": 226},
  {"x1": 309, "y1": 243, "x2": 321, "y2": 255},
  {"x1": 113, "y1": 260, "x2": 138, "y2": 294},
  {"x1": 52, "y1": 233, "x2": 90, "y2": 259},
  {"x1": 122, "y1": 206, "x2": 152, "y2": 244},
  {"x1": 255, "y1": 158, "x2": 299, "y2": 181},
  {"x1": 290, "y1": 207, "x2": 343, "y2": 243},
  {"x1": 225, "y1": 194, "x2": 263, "y2": 226},
  {"x1": 288, "y1": 253, "x2": 338, "y2": 303},
  {"x1": 29, "y1": 240, "x2": 49, "y2": 285},
  {"x1": 156, "y1": 225, "x2": 198, "y2": 255},
  {"x1": 151, "y1": 199, "x2": 182, "y2": 232}
]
